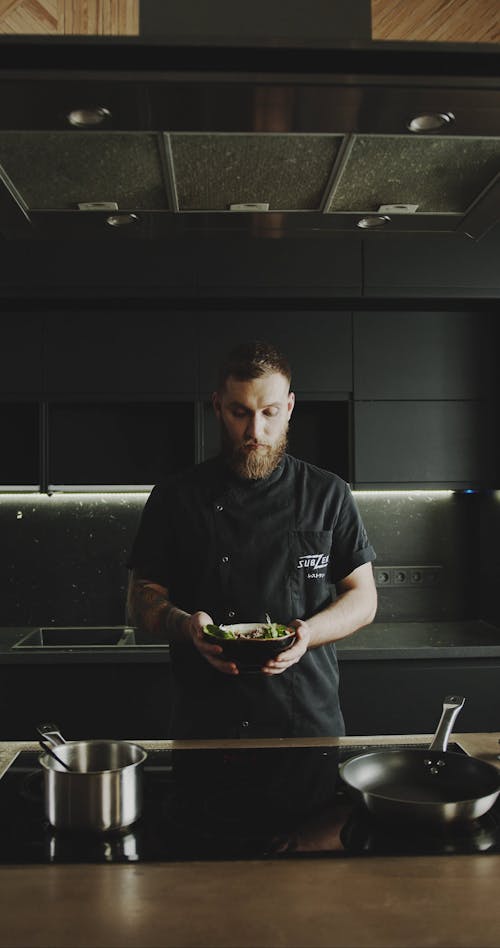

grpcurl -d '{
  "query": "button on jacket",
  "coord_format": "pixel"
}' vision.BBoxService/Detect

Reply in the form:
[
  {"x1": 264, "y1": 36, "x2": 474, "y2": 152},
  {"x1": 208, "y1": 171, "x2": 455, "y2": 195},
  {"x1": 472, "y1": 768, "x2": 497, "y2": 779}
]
[{"x1": 128, "y1": 454, "x2": 375, "y2": 739}]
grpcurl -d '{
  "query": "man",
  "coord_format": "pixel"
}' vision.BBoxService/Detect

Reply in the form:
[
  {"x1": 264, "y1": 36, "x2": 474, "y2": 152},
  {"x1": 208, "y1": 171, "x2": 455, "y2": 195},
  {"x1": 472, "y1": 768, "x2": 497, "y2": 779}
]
[{"x1": 127, "y1": 340, "x2": 377, "y2": 738}]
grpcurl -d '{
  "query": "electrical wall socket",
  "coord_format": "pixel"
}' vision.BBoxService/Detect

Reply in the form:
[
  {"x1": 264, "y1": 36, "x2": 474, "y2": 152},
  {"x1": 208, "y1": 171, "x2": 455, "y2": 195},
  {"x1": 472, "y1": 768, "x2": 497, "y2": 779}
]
[{"x1": 374, "y1": 565, "x2": 442, "y2": 588}]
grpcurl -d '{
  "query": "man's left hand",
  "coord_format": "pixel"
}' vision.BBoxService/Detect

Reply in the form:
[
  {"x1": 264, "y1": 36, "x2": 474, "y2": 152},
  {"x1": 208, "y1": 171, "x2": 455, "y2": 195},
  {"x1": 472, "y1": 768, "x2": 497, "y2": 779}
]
[{"x1": 261, "y1": 619, "x2": 311, "y2": 676}]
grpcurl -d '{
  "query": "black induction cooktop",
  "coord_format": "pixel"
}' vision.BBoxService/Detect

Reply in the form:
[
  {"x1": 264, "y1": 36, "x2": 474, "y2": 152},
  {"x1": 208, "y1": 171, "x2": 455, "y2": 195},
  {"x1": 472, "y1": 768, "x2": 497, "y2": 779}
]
[{"x1": 1, "y1": 743, "x2": 499, "y2": 864}]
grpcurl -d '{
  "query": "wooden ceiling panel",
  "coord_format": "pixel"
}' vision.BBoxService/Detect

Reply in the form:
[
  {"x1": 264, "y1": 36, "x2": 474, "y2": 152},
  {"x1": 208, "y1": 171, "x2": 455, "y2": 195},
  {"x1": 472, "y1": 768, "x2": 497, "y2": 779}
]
[
  {"x1": 0, "y1": 0, "x2": 138, "y2": 33},
  {"x1": 0, "y1": 0, "x2": 60, "y2": 34},
  {"x1": 64, "y1": 0, "x2": 138, "y2": 35},
  {"x1": 372, "y1": 0, "x2": 500, "y2": 44},
  {"x1": 0, "y1": 0, "x2": 497, "y2": 43}
]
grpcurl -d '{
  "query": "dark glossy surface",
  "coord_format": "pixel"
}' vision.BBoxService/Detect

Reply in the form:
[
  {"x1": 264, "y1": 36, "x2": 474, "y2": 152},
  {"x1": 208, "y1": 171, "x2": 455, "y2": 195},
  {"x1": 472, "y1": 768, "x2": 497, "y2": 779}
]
[{"x1": 1, "y1": 743, "x2": 500, "y2": 863}]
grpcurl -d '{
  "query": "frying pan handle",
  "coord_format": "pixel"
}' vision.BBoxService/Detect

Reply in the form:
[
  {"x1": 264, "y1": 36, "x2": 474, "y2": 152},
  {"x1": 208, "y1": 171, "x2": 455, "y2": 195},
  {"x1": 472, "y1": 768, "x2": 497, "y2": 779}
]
[
  {"x1": 36, "y1": 722, "x2": 67, "y2": 748},
  {"x1": 428, "y1": 696, "x2": 465, "y2": 752}
]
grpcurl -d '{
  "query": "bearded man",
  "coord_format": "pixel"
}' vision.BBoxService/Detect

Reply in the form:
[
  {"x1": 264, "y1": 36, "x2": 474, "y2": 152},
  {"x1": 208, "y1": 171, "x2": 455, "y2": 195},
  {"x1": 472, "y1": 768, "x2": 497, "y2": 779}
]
[{"x1": 127, "y1": 340, "x2": 377, "y2": 738}]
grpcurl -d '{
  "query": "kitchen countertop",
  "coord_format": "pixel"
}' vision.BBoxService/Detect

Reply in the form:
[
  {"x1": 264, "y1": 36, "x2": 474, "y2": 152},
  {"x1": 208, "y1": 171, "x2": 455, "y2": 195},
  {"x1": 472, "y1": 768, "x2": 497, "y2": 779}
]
[
  {"x1": 336, "y1": 619, "x2": 500, "y2": 659},
  {"x1": 1, "y1": 619, "x2": 500, "y2": 664},
  {"x1": 1, "y1": 732, "x2": 500, "y2": 948}
]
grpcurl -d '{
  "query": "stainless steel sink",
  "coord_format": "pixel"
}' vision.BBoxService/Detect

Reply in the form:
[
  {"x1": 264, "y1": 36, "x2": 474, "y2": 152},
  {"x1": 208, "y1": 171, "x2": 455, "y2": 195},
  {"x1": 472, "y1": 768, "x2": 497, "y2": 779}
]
[{"x1": 12, "y1": 626, "x2": 136, "y2": 649}]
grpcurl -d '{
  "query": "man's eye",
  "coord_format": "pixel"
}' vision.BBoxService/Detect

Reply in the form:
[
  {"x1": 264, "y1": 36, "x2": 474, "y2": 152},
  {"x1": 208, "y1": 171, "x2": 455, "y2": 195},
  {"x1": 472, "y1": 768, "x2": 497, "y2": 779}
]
[
  {"x1": 265, "y1": 408, "x2": 280, "y2": 417},
  {"x1": 231, "y1": 409, "x2": 247, "y2": 418}
]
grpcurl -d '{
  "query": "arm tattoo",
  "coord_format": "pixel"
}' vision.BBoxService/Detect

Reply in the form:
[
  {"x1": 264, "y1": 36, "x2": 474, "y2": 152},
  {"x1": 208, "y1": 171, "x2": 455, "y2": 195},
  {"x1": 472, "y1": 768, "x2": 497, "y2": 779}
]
[{"x1": 127, "y1": 570, "x2": 189, "y2": 642}]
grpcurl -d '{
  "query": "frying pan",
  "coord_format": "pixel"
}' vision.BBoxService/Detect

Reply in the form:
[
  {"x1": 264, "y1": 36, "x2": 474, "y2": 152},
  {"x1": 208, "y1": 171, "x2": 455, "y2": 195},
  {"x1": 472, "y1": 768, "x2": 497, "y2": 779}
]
[{"x1": 339, "y1": 696, "x2": 500, "y2": 825}]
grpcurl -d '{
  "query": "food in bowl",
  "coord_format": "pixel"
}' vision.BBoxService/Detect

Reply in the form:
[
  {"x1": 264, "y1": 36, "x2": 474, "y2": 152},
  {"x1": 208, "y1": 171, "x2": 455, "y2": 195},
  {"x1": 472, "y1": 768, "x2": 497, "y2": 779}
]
[
  {"x1": 202, "y1": 622, "x2": 296, "y2": 669},
  {"x1": 204, "y1": 622, "x2": 292, "y2": 640}
]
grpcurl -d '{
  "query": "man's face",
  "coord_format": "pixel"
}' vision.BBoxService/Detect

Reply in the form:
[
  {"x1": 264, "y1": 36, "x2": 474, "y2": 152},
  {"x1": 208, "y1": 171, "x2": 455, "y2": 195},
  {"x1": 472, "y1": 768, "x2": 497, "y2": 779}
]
[{"x1": 212, "y1": 372, "x2": 295, "y2": 480}]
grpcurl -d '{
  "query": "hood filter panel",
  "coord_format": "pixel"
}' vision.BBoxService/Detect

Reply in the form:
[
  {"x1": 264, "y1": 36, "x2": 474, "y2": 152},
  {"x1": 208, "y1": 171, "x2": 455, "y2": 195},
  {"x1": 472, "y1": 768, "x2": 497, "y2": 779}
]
[
  {"x1": 0, "y1": 132, "x2": 168, "y2": 210},
  {"x1": 169, "y1": 133, "x2": 343, "y2": 211},
  {"x1": 327, "y1": 136, "x2": 500, "y2": 214}
]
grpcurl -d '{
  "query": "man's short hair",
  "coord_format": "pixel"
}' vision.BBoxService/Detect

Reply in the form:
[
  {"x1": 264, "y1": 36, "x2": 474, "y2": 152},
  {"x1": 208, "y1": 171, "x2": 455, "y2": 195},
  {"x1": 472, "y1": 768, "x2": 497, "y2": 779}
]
[{"x1": 217, "y1": 340, "x2": 292, "y2": 392}]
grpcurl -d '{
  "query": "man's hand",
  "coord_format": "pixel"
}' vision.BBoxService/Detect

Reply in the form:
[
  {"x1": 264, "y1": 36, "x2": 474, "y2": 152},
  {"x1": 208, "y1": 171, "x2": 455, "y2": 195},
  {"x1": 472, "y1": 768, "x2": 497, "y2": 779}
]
[
  {"x1": 187, "y1": 611, "x2": 239, "y2": 676},
  {"x1": 261, "y1": 619, "x2": 311, "y2": 676}
]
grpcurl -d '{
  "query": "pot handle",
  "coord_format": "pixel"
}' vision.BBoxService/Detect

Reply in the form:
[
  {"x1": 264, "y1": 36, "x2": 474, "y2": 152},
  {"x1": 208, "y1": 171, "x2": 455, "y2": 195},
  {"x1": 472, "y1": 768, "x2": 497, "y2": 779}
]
[
  {"x1": 36, "y1": 722, "x2": 67, "y2": 748},
  {"x1": 428, "y1": 696, "x2": 465, "y2": 752}
]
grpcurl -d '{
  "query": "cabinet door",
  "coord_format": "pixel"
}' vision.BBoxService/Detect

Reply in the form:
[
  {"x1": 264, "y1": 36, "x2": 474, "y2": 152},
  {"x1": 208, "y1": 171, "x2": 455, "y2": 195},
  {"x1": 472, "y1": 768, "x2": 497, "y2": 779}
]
[
  {"x1": 0, "y1": 403, "x2": 39, "y2": 486},
  {"x1": 354, "y1": 311, "x2": 495, "y2": 399},
  {"x1": 198, "y1": 311, "x2": 352, "y2": 394},
  {"x1": 48, "y1": 402, "x2": 195, "y2": 487},
  {"x1": 354, "y1": 400, "x2": 497, "y2": 488},
  {"x1": 197, "y1": 237, "x2": 362, "y2": 298},
  {"x1": 44, "y1": 310, "x2": 197, "y2": 396},
  {"x1": 363, "y1": 234, "x2": 500, "y2": 299},
  {"x1": 0, "y1": 663, "x2": 172, "y2": 740},
  {"x1": 339, "y1": 658, "x2": 500, "y2": 734},
  {"x1": 0, "y1": 314, "x2": 43, "y2": 395}
]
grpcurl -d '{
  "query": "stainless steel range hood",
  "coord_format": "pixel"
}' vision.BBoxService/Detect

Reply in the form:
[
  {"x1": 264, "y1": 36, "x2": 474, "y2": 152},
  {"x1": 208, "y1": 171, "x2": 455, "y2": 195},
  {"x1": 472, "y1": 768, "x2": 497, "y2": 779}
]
[{"x1": 0, "y1": 38, "x2": 499, "y2": 240}]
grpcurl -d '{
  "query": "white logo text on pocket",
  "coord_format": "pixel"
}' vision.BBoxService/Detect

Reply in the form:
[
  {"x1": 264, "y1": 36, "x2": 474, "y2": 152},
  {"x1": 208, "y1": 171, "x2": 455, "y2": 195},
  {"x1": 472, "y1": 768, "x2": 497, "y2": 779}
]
[{"x1": 297, "y1": 553, "x2": 329, "y2": 579}]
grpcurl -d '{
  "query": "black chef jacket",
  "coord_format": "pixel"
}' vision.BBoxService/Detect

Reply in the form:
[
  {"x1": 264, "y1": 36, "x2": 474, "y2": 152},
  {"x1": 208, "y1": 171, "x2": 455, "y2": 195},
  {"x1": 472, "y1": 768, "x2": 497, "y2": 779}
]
[{"x1": 127, "y1": 453, "x2": 375, "y2": 739}]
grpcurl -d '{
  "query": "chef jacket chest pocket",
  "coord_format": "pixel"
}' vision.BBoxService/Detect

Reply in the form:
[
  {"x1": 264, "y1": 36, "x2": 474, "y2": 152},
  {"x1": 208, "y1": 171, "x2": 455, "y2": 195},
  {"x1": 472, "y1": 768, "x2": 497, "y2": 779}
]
[{"x1": 289, "y1": 530, "x2": 333, "y2": 613}]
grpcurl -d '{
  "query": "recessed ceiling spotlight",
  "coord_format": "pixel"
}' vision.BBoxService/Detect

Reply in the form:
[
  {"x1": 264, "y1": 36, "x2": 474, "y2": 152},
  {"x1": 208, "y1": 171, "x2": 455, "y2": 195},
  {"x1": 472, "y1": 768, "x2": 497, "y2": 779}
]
[
  {"x1": 106, "y1": 213, "x2": 140, "y2": 227},
  {"x1": 407, "y1": 112, "x2": 455, "y2": 133},
  {"x1": 67, "y1": 107, "x2": 111, "y2": 128},
  {"x1": 356, "y1": 216, "x2": 390, "y2": 229}
]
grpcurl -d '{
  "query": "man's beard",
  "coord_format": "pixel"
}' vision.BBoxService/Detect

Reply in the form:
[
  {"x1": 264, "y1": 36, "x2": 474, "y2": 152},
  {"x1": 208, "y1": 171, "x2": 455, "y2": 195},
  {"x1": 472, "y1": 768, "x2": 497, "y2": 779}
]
[{"x1": 221, "y1": 422, "x2": 289, "y2": 480}]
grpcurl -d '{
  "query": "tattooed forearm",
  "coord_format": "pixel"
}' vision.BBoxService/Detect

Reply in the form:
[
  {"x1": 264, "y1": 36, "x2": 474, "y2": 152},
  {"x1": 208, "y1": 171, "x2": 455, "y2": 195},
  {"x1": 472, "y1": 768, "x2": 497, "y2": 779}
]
[{"x1": 127, "y1": 570, "x2": 190, "y2": 642}]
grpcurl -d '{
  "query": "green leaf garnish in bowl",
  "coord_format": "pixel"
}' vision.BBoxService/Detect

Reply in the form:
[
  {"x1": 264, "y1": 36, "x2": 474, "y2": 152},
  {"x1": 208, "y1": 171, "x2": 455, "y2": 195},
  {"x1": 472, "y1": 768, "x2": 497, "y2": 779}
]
[{"x1": 202, "y1": 624, "x2": 237, "y2": 640}]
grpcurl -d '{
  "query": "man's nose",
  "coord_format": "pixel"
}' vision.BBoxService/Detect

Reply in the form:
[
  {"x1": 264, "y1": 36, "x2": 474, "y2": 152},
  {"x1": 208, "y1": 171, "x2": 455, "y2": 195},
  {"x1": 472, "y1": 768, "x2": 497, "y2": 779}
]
[{"x1": 245, "y1": 413, "x2": 265, "y2": 441}]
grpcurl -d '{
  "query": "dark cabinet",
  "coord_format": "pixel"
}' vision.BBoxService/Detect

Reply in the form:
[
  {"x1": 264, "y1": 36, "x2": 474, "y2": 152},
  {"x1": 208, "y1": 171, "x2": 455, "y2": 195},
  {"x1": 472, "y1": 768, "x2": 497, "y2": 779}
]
[
  {"x1": 363, "y1": 234, "x2": 500, "y2": 299},
  {"x1": 196, "y1": 237, "x2": 362, "y2": 298},
  {"x1": 0, "y1": 403, "x2": 39, "y2": 487},
  {"x1": 1, "y1": 305, "x2": 498, "y2": 491},
  {"x1": 44, "y1": 310, "x2": 198, "y2": 396},
  {"x1": 353, "y1": 310, "x2": 499, "y2": 488},
  {"x1": 198, "y1": 310, "x2": 352, "y2": 394},
  {"x1": 354, "y1": 400, "x2": 497, "y2": 488},
  {"x1": 339, "y1": 657, "x2": 500, "y2": 735},
  {"x1": 0, "y1": 314, "x2": 44, "y2": 395},
  {"x1": 48, "y1": 401, "x2": 195, "y2": 488},
  {"x1": 0, "y1": 661, "x2": 172, "y2": 740},
  {"x1": 353, "y1": 311, "x2": 496, "y2": 400}
]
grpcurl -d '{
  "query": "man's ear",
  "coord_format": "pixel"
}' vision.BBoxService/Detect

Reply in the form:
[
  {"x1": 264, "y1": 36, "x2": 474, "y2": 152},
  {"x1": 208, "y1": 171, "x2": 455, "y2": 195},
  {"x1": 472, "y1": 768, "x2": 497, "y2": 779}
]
[
  {"x1": 287, "y1": 391, "x2": 295, "y2": 419},
  {"x1": 212, "y1": 391, "x2": 222, "y2": 418}
]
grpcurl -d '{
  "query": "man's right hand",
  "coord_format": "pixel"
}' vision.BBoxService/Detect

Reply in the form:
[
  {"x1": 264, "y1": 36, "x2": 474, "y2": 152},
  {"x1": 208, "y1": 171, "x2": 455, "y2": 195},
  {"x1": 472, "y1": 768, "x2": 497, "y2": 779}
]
[{"x1": 186, "y1": 611, "x2": 239, "y2": 675}]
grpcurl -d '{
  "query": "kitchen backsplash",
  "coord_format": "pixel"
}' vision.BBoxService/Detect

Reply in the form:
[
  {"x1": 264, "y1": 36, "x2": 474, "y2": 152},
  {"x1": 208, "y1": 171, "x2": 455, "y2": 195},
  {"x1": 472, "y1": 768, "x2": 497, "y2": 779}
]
[
  {"x1": 356, "y1": 490, "x2": 479, "y2": 623},
  {"x1": 0, "y1": 486, "x2": 496, "y2": 628}
]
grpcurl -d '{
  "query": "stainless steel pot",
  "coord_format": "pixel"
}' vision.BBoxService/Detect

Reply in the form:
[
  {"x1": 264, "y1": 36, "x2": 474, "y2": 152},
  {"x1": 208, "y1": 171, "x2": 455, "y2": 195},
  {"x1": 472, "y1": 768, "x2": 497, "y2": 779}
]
[
  {"x1": 37, "y1": 723, "x2": 147, "y2": 832},
  {"x1": 339, "y1": 696, "x2": 500, "y2": 825}
]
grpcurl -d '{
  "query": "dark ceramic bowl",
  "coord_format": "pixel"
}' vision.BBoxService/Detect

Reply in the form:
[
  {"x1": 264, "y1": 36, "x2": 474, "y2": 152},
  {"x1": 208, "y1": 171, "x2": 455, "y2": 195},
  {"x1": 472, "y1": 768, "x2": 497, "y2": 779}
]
[{"x1": 202, "y1": 623, "x2": 296, "y2": 670}]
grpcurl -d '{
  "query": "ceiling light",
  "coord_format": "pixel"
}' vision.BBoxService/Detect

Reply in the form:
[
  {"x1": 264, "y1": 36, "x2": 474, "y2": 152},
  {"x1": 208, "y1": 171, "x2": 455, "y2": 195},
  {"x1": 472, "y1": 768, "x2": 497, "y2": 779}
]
[
  {"x1": 356, "y1": 216, "x2": 390, "y2": 229},
  {"x1": 67, "y1": 107, "x2": 111, "y2": 128},
  {"x1": 105, "y1": 213, "x2": 140, "y2": 227},
  {"x1": 407, "y1": 112, "x2": 455, "y2": 133}
]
